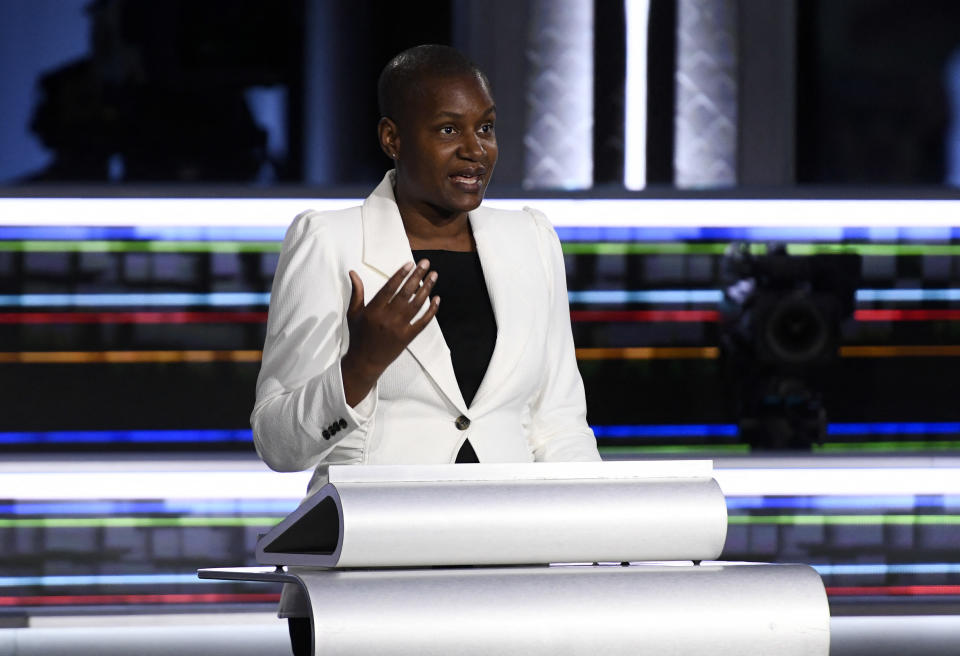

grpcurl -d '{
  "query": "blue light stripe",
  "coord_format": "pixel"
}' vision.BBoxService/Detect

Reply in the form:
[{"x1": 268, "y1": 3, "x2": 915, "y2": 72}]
[
  {"x1": 856, "y1": 289, "x2": 960, "y2": 302},
  {"x1": 6, "y1": 225, "x2": 960, "y2": 243},
  {"x1": 812, "y1": 563, "x2": 960, "y2": 576},
  {"x1": 0, "y1": 574, "x2": 232, "y2": 587},
  {"x1": 553, "y1": 226, "x2": 960, "y2": 242},
  {"x1": 0, "y1": 499, "x2": 297, "y2": 516},
  {"x1": 725, "y1": 495, "x2": 960, "y2": 511},
  {"x1": 0, "y1": 293, "x2": 270, "y2": 307},
  {"x1": 592, "y1": 424, "x2": 738, "y2": 438},
  {"x1": 0, "y1": 430, "x2": 253, "y2": 445},
  {"x1": 567, "y1": 290, "x2": 725, "y2": 304},
  {"x1": 0, "y1": 226, "x2": 288, "y2": 241},
  {"x1": 1, "y1": 289, "x2": 959, "y2": 307},
  {"x1": 4, "y1": 422, "x2": 960, "y2": 446}
]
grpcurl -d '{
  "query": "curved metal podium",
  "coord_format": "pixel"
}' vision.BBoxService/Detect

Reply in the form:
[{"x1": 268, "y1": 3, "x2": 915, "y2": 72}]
[{"x1": 200, "y1": 461, "x2": 830, "y2": 655}]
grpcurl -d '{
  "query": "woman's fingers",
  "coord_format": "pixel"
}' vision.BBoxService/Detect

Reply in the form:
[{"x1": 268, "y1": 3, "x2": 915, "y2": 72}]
[
  {"x1": 410, "y1": 295, "x2": 441, "y2": 333},
  {"x1": 346, "y1": 271, "x2": 364, "y2": 319},
  {"x1": 392, "y1": 259, "x2": 431, "y2": 303},
  {"x1": 369, "y1": 261, "x2": 415, "y2": 306},
  {"x1": 407, "y1": 270, "x2": 438, "y2": 311}
]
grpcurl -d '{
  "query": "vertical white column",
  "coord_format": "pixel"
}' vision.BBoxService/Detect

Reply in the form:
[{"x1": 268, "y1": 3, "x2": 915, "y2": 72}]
[
  {"x1": 624, "y1": 0, "x2": 651, "y2": 190},
  {"x1": 674, "y1": 0, "x2": 738, "y2": 188},
  {"x1": 523, "y1": 0, "x2": 594, "y2": 190}
]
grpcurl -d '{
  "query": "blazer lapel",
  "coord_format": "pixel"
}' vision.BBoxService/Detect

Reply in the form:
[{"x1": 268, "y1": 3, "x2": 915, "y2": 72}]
[
  {"x1": 468, "y1": 207, "x2": 535, "y2": 410},
  {"x1": 361, "y1": 173, "x2": 468, "y2": 414}
]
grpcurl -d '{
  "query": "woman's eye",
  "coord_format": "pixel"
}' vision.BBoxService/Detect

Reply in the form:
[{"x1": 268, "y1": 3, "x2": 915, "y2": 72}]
[
  {"x1": 479, "y1": 123, "x2": 495, "y2": 134},
  {"x1": 440, "y1": 126, "x2": 455, "y2": 135}
]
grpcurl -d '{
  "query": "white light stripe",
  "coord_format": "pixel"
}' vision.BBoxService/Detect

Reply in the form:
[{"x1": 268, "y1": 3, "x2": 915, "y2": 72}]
[
  {"x1": 7, "y1": 198, "x2": 960, "y2": 227},
  {"x1": 624, "y1": 0, "x2": 650, "y2": 190},
  {"x1": 0, "y1": 471, "x2": 310, "y2": 500},
  {"x1": 2, "y1": 465, "x2": 960, "y2": 500},
  {"x1": 715, "y1": 468, "x2": 960, "y2": 497}
]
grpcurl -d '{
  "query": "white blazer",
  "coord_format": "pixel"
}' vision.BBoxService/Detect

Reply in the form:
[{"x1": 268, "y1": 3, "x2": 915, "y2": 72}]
[{"x1": 252, "y1": 172, "x2": 600, "y2": 495}]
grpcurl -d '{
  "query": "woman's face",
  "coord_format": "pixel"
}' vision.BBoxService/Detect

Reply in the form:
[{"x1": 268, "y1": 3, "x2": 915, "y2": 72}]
[{"x1": 390, "y1": 73, "x2": 498, "y2": 219}]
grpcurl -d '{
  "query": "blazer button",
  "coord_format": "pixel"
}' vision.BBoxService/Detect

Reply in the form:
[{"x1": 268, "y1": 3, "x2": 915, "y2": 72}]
[
  {"x1": 322, "y1": 430, "x2": 330, "y2": 440},
  {"x1": 338, "y1": 418, "x2": 347, "y2": 429},
  {"x1": 455, "y1": 415, "x2": 471, "y2": 431}
]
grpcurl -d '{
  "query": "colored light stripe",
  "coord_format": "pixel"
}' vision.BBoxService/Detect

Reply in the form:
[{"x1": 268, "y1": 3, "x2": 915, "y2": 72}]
[
  {"x1": 0, "y1": 574, "x2": 232, "y2": 587},
  {"x1": 727, "y1": 514, "x2": 960, "y2": 526},
  {"x1": 592, "y1": 424, "x2": 738, "y2": 438},
  {"x1": 829, "y1": 422, "x2": 960, "y2": 436},
  {"x1": 825, "y1": 585, "x2": 960, "y2": 597},
  {"x1": 783, "y1": 243, "x2": 960, "y2": 256},
  {"x1": 554, "y1": 226, "x2": 960, "y2": 242},
  {"x1": 599, "y1": 445, "x2": 751, "y2": 455},
  {"x1": 0, "y1": 350, "x2": 261, "y2": 364},
  {"x1": 7, "y1": 466, "x2": 960, "y2": 501},
  {"x1": 725, "y1": 495, "x2": 960, "y2": 511},
  {"x1": 3, "y1": 309, "x2": 959, "y2": 327},
  {"x1": 0, "y1": 517, "x2": 279, "y2": 528},
  {"x1": 0, "y1": 500, "x2": 298, "y2": 515},
  {"x1": 9, "y1": 224, "x2": 960, "y2": 243},
  {"x1": 855, "y1": 309, "x2": 960, "y2": 322},
  {"x1": 2, "y1": 289, "x2": 959, "y2": 309},
  {"x1": 0, "y1": 312, "x2": 267, "y2": 324},
  {"x1": 561, "y1": 242, "x2": 737, "y2": 255},
  {"x1": 0, "y1": 226, "x2": 288, "y2": 241},
  {"x1": 713, "y1": 468, "x2": 960, "y2": 496},
  {"x1": 0, "y1": 430, "x2": 254, "y2": 445},
  {"x1": 576, "y1": 347, "x2": 720, "y2": 360},
  {"x1": 11, "y1": 197, "x2": 960, "y2": 228},
  {"x1": 0, "y1": 240, "x2": 281, "y2": 253},
  {"x1": 0, "y1": 293, "x2": 270, "y2": 307},
  {"x1": 0, "y1": 471, "x2": 310, "y2": 500},
  {"x1": 568, "y1": 290, "x2": 724, "y2": 304},
  {"x1": 816, "y1": 441, "x2": 960, "y2": 452},
  {"x1": 857, "y1": 289, "x2": 960, "y2": 302},
  {"x1": 813, "y1": 563, "x2": 960, "y2": 576},
  {"x1": 4, "y1": 423, "x2": 960, "y2": 447},
  {"x1": 570, "y1": 310, "x2": 720, "y2": 322},
  {"x1": 0, "y1": 593, "x2": 281, "y2": 607},
  {"x1": 840, "y1": 345, "x2": 960, "y2": 358}
]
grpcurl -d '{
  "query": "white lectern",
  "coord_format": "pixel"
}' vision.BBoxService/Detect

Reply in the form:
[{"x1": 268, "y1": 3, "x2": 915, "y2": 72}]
[{"x1": 200, "y1": 461, "x2": 829, "y2": 655}]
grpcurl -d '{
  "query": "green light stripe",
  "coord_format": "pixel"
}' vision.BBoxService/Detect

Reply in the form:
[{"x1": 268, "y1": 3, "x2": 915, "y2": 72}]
[
  {"x1": 8, "y1": 240, "x2": 960, "y2": 257},
  {"x1": 816, "y1": 441, "x2": 960, "y2": 452},
  {"x1": 728, "y1": 515, "x2": 960, "y2": 526},
  {"x1": 561, "y1": 242, "x2": 960, "y2": 257},
  {"x1": 784, "y1": 243, "x2": 960, "y2": 256},
  {"x1": 0, "y1": 241, "x2": 282, "y2": 253},
  {"x1": 598, "y1": 444, "x2": 750, "y2": 455},
  {"x1": 0, "y1": 517, "x2": 281, "y2": 529},
  {"x1": 561, "y1": 243, "x2": 755, "y2": 255}
]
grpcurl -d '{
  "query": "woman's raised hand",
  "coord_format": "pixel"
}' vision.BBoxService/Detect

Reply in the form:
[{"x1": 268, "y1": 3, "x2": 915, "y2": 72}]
[{"x1": 341, "y1": 260, "x2": 440, "y2": 406}]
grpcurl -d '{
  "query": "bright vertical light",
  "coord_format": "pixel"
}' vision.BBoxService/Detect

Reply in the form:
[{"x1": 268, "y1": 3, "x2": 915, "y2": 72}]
[{"x1": 624, "y1": 0, "x2": 650, "y2": 190}]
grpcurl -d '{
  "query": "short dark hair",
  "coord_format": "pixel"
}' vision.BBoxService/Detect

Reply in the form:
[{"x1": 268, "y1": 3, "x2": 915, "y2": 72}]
[{"x1": 377, "y1": 44, "x2": 490, "y2": 123}]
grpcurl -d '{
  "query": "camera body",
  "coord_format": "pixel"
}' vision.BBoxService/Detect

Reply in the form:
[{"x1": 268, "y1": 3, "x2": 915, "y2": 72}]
[{"x1": 720, "y1": 244, "x2": 860, "y2": 450}]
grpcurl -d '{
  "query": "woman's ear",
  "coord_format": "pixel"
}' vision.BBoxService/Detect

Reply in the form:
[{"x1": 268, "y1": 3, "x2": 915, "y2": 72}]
[{"x1": 378, "y1": 117, "x2": 400, "y2": 161}]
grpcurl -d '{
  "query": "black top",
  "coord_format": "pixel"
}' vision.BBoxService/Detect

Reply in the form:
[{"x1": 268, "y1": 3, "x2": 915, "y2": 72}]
[{"x1": 411, "y1": 249, "x2": 497, "y2": 408}]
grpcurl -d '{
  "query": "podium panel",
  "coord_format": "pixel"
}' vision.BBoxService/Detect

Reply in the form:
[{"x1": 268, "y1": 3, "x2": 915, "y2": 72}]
[
  {"x1": 200, "y1": 563, "x2": 830, "y2": 656},
  {"x1": 256, "y1": 461, "x2": 728, "y2": 567}
]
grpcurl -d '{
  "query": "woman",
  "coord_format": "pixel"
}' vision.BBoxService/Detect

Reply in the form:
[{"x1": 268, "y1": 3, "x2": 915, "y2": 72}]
[{"x1": 251, "y1": 44, "x2": 600, "y2": 655}]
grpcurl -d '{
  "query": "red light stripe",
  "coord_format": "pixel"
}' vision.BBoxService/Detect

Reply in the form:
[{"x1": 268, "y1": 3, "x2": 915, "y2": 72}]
[
  {"x1": 855, "y1": 309, "x2": 960, "y2": 322},
  {"x1": 0, "y1": 312, "x2": 267, "y2": 324},
  {"x1": 570, "y1": 310, "x2": 721, "y2": 323},
  {"x1": 826, "y1": 585, "x2": 960, "y2": 597},
  {"x1": 0, "y1": 592, "x2": 281, "y2": 606}
]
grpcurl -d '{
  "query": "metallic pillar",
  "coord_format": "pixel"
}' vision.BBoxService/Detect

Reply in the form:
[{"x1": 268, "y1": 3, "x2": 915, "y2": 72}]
[{"x1": 523, "y1": 0, "x2": 594, "y2": 190}]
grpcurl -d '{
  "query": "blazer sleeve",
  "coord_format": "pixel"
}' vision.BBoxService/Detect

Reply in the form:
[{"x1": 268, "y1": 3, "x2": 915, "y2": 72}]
[
  {"x1": 525, "y1": 208, "x2": 602, "y2": 462},
  {"x1": 250, "y1": 211, "x2": 377, "y2": 472}
]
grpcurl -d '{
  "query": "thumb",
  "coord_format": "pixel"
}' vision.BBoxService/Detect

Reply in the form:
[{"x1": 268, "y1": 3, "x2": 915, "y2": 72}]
[{"x1": 347, "y1": 270, "x2": 364, "y2": 318}]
